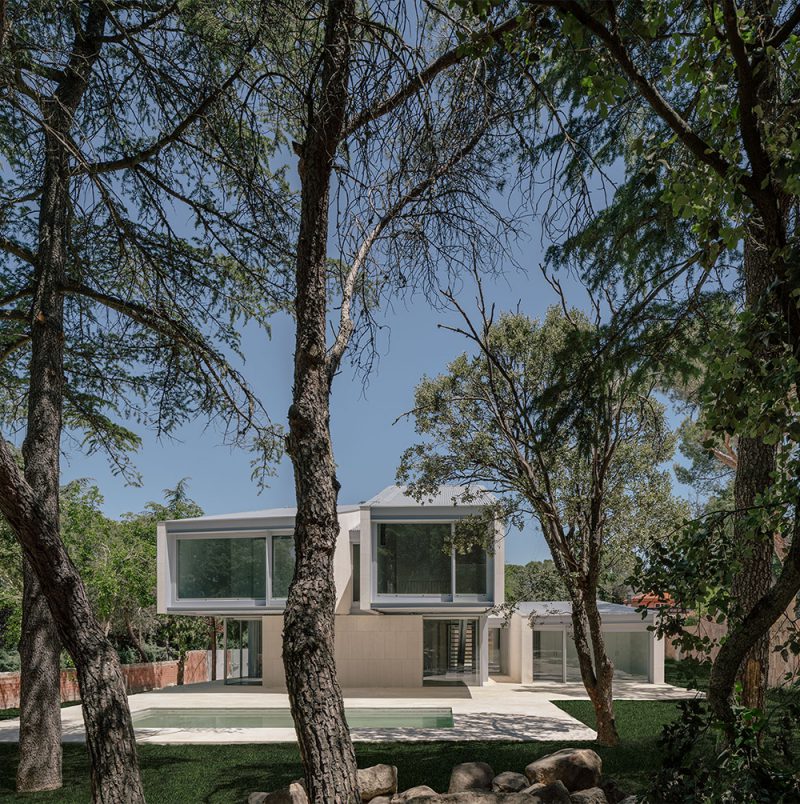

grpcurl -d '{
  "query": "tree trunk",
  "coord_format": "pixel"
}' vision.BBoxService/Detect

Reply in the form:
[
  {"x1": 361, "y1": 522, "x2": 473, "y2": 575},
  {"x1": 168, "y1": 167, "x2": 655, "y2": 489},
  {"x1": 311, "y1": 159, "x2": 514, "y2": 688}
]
[
  {"x1": 177, "y1": 652, "x2": 186, "y2": 686},
  {"x1": 281, "y1": 1, "x2": 359, "y2": 800},
  {"x1": 16, "y1": 561, "x2": 62, "y2": 792},
  {"x1": 126, "y1": 619, "x2": 149, "y2": 664},
  {"x1": 730, "y1": 434, "x2": 775, "y2": 712},
  {"x1": 0, "y1": 11, "x2": 146, "y2": 793},
  {"x1": 569, "y1": 593, "x2": 619, "y2": 746},
  {"x1": 708, "y1": 513, "x2": 800, "y2": 731},
  {"x1": 708, "y1": 233, "x2": 778, "y2": 722}
]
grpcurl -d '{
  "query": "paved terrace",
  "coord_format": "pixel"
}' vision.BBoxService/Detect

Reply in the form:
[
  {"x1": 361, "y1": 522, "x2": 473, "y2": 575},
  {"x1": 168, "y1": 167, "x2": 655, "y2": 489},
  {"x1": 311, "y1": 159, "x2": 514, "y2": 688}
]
[{"x1": 0, "y1": 679, "x2": 701, "y2": 745}]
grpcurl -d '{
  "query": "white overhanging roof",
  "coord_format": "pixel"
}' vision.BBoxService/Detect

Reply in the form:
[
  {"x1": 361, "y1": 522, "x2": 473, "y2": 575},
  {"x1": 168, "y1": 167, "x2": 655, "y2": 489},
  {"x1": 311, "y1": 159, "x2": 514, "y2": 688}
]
[
  {"x1": 489, "y1": 600, "x2": 653, "y2": 625},
  {"x1": 163, "y1": 484, "x2": 491, "y2": 525},
  {"x1": 364, "y1": 484, "x2": 494, "y2": 508}
]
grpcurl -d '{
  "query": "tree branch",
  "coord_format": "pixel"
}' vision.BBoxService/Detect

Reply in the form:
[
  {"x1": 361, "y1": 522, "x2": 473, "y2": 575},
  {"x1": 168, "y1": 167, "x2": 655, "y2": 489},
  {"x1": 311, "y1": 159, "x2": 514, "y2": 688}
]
[
  {"x1": 0, "y1": 234, "x2": 36, "y2": 265},
  {"x1": 327, "y1": 121, "x2": 490, "y2": 377},
  {"x1": 341, "y1": 15, "x2": 519, "y2": 140},
  {"x1": 77, "y1": 67, "x2": 244, "y2": 175}
]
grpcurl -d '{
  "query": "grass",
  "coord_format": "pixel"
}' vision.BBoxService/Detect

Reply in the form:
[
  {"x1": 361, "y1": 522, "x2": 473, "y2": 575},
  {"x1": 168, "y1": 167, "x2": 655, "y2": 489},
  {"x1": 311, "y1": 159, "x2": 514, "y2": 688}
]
[
  {"x1": 0, "y1": 702, "x2": 81, "y2": 722},
  {"x1": 1, "y1": 663, "x2": 796, "y2": 803},
  {"x1": 0, "y1": 740, "x2": 646, "y2": 803}
]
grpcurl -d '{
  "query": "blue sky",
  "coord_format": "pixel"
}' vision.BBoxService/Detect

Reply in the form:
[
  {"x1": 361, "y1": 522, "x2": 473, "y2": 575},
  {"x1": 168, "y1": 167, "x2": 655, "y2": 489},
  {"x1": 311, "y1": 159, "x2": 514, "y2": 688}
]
[{"x1": 61, "y1": 261, "x2": 588, "y2": 565}]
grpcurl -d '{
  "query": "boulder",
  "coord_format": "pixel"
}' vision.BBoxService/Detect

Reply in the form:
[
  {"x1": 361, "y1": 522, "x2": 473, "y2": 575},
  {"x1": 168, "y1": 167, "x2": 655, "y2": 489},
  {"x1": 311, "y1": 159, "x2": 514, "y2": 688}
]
[
  {"x1": 248, "y1": 783, "x2": 308, "y2": 804},
  {"x1": 569, "y1": 789, "x2": 608, "y2": 804},
  {"x1": 524, "y1": 749, "x2": 602, "y2": 792},
  {"x1": 359, "y1": 764, "x2": 399, "y2": 801},
  {"x1": 371, "y1": 798, "x2": 394, "y2": 804},
  {"x1": 598, "y1": 777, "x2": 626, "y2": 804},
  {"x1": 493, "y1": 772, "x2": 529, "y2": 793},
  {"x1": 391, "y1": 786, "x2": 439, "y2": 802},
  {"x1": 449, "y1": 762, "x2": 494, "y2": 793},
  {"x1": 521, "y1": 781, "x2": 572, "y2": 803},
  {"x1": 395, "y1": 793, "x2": 566, "y2": 803}
]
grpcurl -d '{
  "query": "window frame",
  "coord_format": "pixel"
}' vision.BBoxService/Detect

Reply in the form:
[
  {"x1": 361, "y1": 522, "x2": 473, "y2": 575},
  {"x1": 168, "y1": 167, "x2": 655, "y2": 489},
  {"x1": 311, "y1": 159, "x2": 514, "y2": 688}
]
[
  {"x1": 266, "y1": 530, "x2": 295, "y2": 605},
  {"x1": 371, "y1": 519, "x2": 492, "y2": 605},
  {"x1": 172, "y1": 530, "x2": 268, "y2": 608}
]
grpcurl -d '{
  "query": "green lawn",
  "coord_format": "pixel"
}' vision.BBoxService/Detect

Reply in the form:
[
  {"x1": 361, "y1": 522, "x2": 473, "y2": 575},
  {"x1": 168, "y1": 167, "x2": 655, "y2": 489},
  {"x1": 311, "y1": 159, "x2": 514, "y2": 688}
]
[
  {"x1": 1, "y1": 662, "x2": 795, "y2": 803},
  {"x1": 0, "y1": 740, "x2": 646, "y2": 803}
]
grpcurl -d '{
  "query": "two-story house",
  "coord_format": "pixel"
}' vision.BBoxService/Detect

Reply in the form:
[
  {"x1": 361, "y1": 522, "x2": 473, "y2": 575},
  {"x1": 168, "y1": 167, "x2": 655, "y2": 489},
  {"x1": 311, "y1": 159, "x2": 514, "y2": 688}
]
[
  {"x1": 157, "y1": 485, "x2": 504, "y2": 688},
  {"x1": 157, "y1": 483, "x2": 665, "y2": 689}
]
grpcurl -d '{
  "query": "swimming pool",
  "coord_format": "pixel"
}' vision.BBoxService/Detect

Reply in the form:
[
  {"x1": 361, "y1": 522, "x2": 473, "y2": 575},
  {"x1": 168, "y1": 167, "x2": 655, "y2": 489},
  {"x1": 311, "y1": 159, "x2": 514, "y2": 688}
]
[{"x1": 132, "y1": 707, "x2": 454, "y2": 729}]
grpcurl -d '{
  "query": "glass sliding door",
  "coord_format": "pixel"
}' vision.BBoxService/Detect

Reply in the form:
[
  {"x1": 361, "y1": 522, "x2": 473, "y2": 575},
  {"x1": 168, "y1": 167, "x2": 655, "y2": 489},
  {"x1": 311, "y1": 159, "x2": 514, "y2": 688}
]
[
  {"x1": 423, "y1": 618, "x2": 480, "y2": 685},
  {"x1": 224, "y1": 619, "x2": 263, "y2": 685}
]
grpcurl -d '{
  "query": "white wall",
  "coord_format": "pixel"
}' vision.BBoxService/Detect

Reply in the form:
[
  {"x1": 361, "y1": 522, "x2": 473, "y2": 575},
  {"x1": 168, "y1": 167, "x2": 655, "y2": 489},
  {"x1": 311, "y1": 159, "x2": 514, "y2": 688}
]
[{"x1": 262, "y1": 614, "x2": 423, "y2": 688}]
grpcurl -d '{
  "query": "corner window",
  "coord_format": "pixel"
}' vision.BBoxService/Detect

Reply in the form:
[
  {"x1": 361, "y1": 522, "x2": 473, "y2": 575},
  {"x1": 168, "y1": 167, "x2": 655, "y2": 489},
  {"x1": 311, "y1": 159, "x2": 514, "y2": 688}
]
[
  {"x1": 455, "y1": 544, "x2": 488, "y2": 596},
  {"x1": 270, "y1": 534, "x2": 295, "y2": 599},
  {"x1": 377, "y1": 523, "x2": 452, "y2": 595},
  {"x1": 375, "y1": 522, "x2": 490, "y2": 599},
  {"x1": 177, "y1": 537, "x2": 266, "y2": 599}
]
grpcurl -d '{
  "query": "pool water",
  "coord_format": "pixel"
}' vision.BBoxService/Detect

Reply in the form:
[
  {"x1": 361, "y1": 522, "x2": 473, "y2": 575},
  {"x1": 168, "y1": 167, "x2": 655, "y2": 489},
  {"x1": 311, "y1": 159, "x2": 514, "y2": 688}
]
[{"x1": 133, "y1": 706, "x2": 454, "y2": 729}]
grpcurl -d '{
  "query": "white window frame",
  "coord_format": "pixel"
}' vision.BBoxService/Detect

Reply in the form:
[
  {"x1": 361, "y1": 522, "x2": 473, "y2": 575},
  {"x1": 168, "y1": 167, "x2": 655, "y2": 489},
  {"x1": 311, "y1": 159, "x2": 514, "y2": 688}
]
[
  {"x1": 266, "y1": 530, "x2": 295, "y2": 605},
  {"x1": 170, "y1": 529, "x2": 268, "y2": 610},
  {"x1": 371, "y1": 519, "x2": 493, "y2": 605}
]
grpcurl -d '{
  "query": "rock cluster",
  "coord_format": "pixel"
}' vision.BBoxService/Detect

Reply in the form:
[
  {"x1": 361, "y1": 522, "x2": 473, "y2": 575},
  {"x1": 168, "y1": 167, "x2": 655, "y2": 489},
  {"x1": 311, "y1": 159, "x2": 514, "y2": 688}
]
[{"x1": 248, "y1": 748, "x2": 637, "y2": 804}]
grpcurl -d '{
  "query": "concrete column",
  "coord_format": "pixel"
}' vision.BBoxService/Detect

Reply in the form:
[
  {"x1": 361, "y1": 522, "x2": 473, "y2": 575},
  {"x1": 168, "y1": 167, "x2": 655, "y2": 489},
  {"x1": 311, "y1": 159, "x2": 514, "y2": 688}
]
[
  {"x1": 651, "y1": 631, "x2": 665, "y2": 684},
  {"x1": 156, "y1": 522, "x2": 168, "y2": 612},
  {"x1": 520, "y1": 616, "x2": 534, "y2": 684},
  {"x1": 479, "y1": 615, "x2": 489, "y2": 685},
  {"x1": 492, "y1": 517, "x2": 506, "y2": 605},
  {"x1": 359, "y1": 506, "x2": 372, "y2": 611}
]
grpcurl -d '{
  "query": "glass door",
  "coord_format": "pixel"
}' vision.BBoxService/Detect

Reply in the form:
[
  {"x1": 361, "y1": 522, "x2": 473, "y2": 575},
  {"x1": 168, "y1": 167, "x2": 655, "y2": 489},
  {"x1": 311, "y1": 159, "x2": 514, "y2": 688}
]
[
  {"x1": 423, "y1": 618, "x2": 480, "y2": 685},
  {"x1": 223, "y1": 619, "x2": 263, "y2": 685}
]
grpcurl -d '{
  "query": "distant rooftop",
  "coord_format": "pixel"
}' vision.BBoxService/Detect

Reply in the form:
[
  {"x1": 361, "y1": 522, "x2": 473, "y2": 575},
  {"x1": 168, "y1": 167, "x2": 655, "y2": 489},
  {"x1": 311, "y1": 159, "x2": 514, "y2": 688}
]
[{"x1": 364, "y1": 484, "x2": 493, "y2": 508}]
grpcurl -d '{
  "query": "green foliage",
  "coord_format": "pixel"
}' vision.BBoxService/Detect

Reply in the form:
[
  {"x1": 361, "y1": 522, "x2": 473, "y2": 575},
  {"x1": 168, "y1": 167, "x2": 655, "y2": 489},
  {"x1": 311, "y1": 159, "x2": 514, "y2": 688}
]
[
  {"x1": 505, "y1": 561, "x2": 568, "y2": 602},
  {"x1": 0, "y1": 0, "x2": 291, "y2": 486},
  {"x1": 650, "y1": 689, "x2": 800, "y2": 803},
  {"x1": 0, "y1": 479, "x2": 211, "y2": 663},
  {"x1": 399, "y1": 306, "x2": 687, "y2": 590}
]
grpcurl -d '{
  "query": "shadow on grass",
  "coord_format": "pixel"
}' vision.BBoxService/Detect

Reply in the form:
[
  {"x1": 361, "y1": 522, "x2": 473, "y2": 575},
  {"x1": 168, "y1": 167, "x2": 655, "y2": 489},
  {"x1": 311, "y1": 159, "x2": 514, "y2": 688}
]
[{"x1": 1, "y1": 739, "x2": 658, "y2": 803}]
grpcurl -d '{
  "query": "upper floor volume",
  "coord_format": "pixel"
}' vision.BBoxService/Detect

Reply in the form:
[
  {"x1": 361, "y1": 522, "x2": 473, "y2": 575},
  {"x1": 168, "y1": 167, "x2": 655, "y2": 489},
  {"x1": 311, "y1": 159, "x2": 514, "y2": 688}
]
[{"x1": 156, "y1": 484, "x2": 505, "y2": 617}]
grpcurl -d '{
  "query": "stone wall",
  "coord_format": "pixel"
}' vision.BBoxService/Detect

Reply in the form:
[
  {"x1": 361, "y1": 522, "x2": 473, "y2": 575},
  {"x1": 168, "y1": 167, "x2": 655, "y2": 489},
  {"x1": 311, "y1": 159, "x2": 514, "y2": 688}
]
[
  {"x1": 262, "y1": 614, "x2": 424, "y2": 688},
  {"x1": 0, "y1": 649, "x2": 209, "y2": 710}
]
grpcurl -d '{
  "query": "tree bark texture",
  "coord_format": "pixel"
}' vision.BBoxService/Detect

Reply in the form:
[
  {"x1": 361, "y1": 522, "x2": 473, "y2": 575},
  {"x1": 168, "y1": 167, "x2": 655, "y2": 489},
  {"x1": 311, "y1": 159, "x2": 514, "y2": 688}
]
[
  {"x1": 16, "y1": 561, "x2": 62, "y2": 792},
  {"x1": 569, "y1": 589, "x2": 619, "y2": 746},
  {"x1": 0, "y1": 6, "x2": 146, "y2": 801},
  {"x1": 281, "y1": 1, "x2": 360, "y2": 801},
  {"x1": 709, "y1": 233, "x2": 778, "y2": 722},
  {"x1": 542, "y1": 518, "x2": 619, "y2": 747}
]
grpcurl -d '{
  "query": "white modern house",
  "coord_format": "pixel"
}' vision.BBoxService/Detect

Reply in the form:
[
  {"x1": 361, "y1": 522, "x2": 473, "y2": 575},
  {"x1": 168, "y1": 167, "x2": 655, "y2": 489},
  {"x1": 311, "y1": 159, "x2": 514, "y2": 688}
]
[{"x1": 156, "y1": 484, "x2": 664, "y2": 688}]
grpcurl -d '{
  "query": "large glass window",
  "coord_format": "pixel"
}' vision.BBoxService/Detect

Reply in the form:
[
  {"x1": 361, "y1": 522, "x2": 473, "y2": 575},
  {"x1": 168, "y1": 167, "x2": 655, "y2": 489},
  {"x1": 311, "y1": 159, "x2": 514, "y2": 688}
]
[
  {"x1": 177, "y1": 537, "x2": 266, "y2": 599},
  {"x1": 455, "y1": 544, "x2": 487, "y2": 596},
  {"x1": 563, "y1": 629, "x2": 650, "y2": 682},
  {"x1": 377, "y1": 523, "x2": 452, "y2": 595},
  {"x1": 271, "y1": 535, "x2": 295, "y2": 599},
  {"x1": 533, "y1": 630, "x2": 564, "y2": 681}
]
